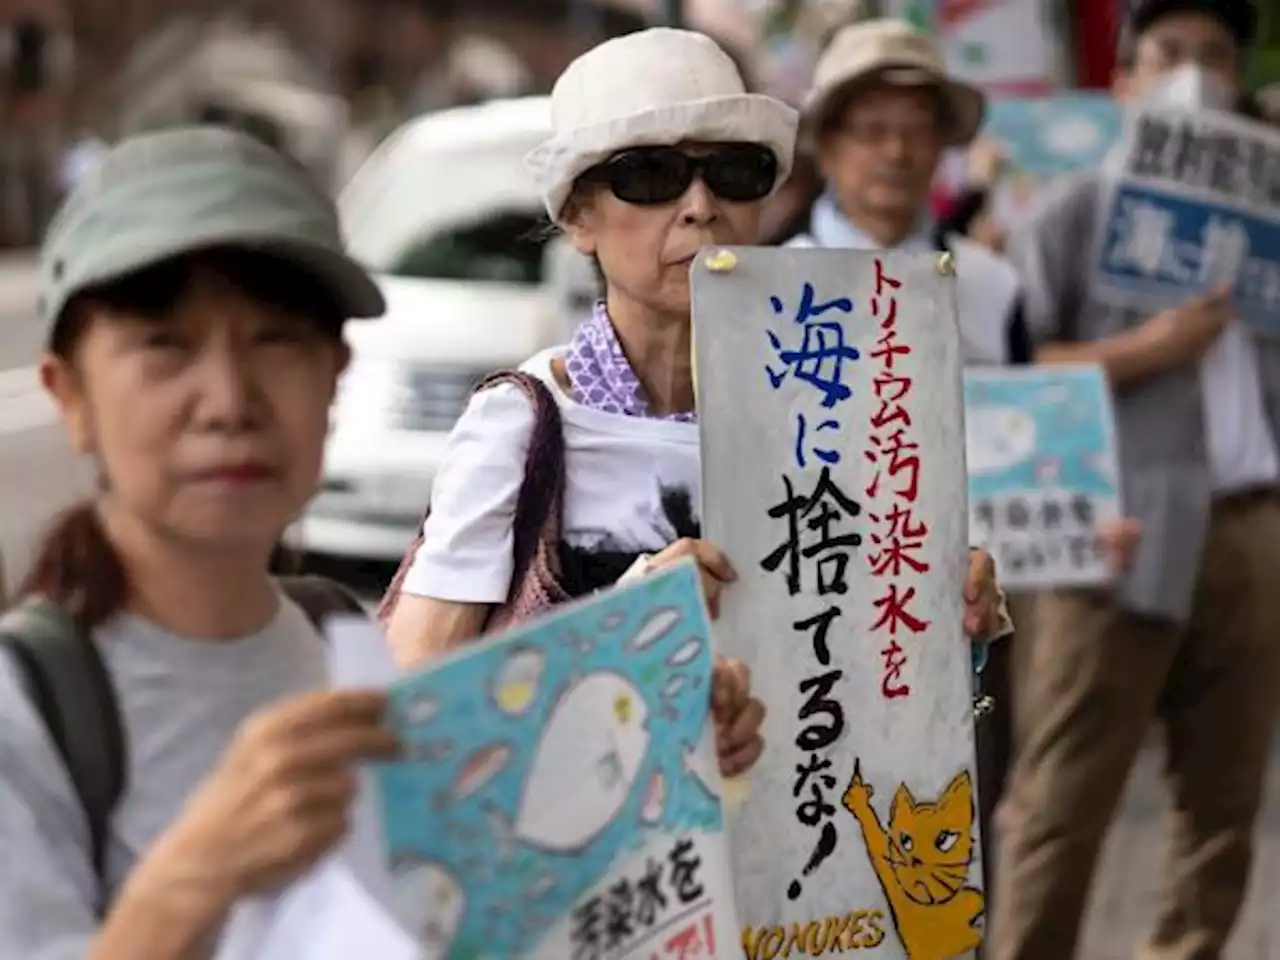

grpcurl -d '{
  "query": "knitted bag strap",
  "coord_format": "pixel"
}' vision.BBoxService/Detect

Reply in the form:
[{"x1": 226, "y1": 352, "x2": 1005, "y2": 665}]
[{"x1": 377, "y1": 371, "x2": 568, "y2": 627}]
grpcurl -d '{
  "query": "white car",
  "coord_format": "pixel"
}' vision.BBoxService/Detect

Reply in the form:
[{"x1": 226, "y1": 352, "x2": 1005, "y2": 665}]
[{"x1": 297, "y1": 96, "x2": 583, "y2": 561}]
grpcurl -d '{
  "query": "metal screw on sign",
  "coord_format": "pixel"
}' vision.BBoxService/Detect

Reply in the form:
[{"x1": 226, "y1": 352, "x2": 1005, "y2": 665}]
[
  {"x1": 973, "y1": 695, "x2": 996, "y2": 718},
  {"x1": 936, "y1": 251, "x2": 956, "y2": 276},
  {"x1": 704, "y1": 249, "x2": 738, "y2": 272}
]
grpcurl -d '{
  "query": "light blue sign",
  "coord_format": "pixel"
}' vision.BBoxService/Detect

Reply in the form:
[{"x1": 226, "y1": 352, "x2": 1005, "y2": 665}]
[
  {"x1": 374, "y1": 560, "x2": 735, "y2": 960},
  {"x1": 964, "y1": 365, "x2": 1121, "y2": 589},
  {"x1": 1093, "y1": 107, "x2": 1280, "y2": 336},
  {"x1": 983, "y1": 94, "x2": 1122, "y2": 176}
]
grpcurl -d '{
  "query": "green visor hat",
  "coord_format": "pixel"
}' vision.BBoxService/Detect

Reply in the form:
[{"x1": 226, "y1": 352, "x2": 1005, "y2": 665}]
[{"x1": 38, "y1": 125, "x2": 385, "y2": 336}]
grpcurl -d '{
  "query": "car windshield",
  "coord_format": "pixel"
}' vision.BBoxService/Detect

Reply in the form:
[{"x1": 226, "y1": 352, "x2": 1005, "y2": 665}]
[{"x1": 389, "y1": 210, "x2": 549, "y2": 283}]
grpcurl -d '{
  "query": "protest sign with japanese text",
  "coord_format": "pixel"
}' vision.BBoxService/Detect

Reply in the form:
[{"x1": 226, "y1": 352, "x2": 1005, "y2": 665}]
[
  {"x1": 374, "y1": 560, "x2": 736, "y2": 960},
  {"x1": 1092, "y1": 105, "x2": 1280, "y2": 335},
  {"x1": 964, "y1": 364, "x2": 1121, "y2": 590},
  {"x1": 693, "y1": 247, "x2": 982, "y2": 960}
]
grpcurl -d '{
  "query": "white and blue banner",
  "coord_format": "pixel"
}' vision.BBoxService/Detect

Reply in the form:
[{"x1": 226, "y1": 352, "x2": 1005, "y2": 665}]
[{"x1": 1092, "y1": 105, "x2": 1280, "y2": 336}]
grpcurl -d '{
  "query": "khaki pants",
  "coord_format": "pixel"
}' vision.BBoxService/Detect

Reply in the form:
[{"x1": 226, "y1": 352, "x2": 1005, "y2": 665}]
[{"x1": 991, "y1": 494, "x2": 1280, "y2": 960}]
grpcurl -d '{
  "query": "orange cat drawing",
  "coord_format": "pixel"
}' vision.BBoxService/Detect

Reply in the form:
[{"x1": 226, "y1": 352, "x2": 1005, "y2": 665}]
[{"x1": 841, "y1": 760, "x2": 983, "y2": 960}]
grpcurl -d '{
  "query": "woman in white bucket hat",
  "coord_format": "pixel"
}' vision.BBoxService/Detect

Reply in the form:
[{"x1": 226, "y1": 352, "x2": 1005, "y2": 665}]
[{"x1": 380, "y1": 27, "x2": 1008, "y2": 778}]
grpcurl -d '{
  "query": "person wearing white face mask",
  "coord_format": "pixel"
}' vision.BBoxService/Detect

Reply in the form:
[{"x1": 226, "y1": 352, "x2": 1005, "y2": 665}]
[{"x1": 991, "y1": 3, "x2": 1278, "y2": 960}]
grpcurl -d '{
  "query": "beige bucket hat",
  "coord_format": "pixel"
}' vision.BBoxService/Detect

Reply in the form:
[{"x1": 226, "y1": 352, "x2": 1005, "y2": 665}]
[
  {"x1": 804, "y1": 18, "x2": 985, "y2": 147},
  {"x1": 525, "y1": 27, "x2": 798, "y2": 222}
]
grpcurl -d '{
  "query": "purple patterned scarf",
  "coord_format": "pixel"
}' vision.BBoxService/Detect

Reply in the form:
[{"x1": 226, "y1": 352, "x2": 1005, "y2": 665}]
[{"x1": 564, "y1": 303, "x2": 697, "y2": 423}]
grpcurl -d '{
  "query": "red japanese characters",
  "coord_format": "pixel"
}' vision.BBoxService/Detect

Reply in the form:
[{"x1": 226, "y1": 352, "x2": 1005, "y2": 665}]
[{"x1": 863, "y1": 259, "x2": 931, "y2": 700}]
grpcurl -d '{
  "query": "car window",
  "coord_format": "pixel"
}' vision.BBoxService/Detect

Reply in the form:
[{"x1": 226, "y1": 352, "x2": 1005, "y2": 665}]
[{"x1": 390, "y1": 210, "x2": 550, "y2": 283}]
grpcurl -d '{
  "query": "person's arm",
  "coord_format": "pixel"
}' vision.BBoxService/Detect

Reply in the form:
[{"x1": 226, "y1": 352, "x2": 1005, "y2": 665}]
[
  {"x1": 1032, "y1": 326, "x2": 1166, "y2": 386},
  {"x1": 0, "y1": 657, "x2": 229, "y2": 960},
  {"x1": 90, "y1": 872, "x2": 228, "y2": 960},
  {"x1": 1004, "y1": 176, "x2": 1174, "y2": 387},
  {"x1": 386, "y1": 595, "x2": 489, "y2": 670},
  {"x1": 386, "y1": 384, "x2": 535, "y2": 670}
]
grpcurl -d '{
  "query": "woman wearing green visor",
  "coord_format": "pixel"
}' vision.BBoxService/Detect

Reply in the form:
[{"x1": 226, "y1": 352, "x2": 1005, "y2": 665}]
[{"x1": 0, "y1": 127, "x2": 399, "y2": 959}]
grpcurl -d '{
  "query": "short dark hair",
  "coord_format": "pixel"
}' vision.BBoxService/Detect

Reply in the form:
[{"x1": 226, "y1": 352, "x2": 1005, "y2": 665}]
[{"x1": 1117, "y1": 0, "x2": 1258, "y2": 67}]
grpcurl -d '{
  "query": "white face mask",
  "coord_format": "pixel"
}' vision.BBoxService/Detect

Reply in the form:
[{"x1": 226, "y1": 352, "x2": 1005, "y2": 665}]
[{"x1": 1140, "y1": 64, "x2": 1235, "y2": 112}]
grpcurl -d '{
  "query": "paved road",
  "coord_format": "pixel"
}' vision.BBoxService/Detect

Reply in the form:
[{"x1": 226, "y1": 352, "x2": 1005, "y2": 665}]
[
  {"x1": 0, "y1": 253, "x2": 1277, "y2": 955},
  {"x1": 1077, "y1": 736, "x2": 1280, "y2": 959}
]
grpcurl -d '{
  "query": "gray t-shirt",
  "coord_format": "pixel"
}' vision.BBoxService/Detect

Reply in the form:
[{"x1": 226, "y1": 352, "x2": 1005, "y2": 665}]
[{"x1": 0, "y1": 594, "x2": 327, "y2": 959}]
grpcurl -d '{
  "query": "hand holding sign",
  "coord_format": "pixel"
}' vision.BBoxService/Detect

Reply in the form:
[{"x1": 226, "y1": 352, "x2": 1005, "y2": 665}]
[
  {"x1": 1097, "y1": 516, "x2": 1141, "y2": 573},
  {"x1": 965, "y1": 137, "x2": 1006, "y2": 187},
  {"x1": 712, "y1": 657, "x2": 766, "y2": 776},
  {"x1": 645, "y1": 537, "x2": 738, "y2": 618},
  {"x1": 962, "y1": 548, "x2": 1002, "y2": 640},
  {"x1": 1139, "y1": 284, "x2": 1234, "y2": 370}
]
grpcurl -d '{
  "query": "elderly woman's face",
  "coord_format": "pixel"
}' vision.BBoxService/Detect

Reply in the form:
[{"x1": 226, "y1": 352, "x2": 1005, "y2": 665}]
[
  {"x1": 43, "y1": 261, "x2": 348, "y2": 551},
  {"x1": 562, "y1": 142, "x2": 774, "y2": 316}
]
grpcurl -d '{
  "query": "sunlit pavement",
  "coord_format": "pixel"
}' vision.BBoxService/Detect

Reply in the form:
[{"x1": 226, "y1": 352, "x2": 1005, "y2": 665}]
[{"x1": 0, "y1": 252, "x2": 1276, "y2": 954}]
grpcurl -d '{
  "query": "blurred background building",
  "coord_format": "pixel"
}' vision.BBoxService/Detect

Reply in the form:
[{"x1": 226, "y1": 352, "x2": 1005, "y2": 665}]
[{"x1": 0, "y1": 0, "x2": 1274, "y2": 246}]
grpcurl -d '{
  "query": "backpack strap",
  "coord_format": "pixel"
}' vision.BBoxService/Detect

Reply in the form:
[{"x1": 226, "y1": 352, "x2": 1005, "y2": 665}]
[{"x1": 0, "y1": 598, "x2": 125, "y2": 893}]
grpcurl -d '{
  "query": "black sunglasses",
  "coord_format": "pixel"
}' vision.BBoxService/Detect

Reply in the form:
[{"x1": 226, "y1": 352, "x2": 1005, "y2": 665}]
[{"x1": 582, "y1": 144, "x2": 779, "y2": 206}]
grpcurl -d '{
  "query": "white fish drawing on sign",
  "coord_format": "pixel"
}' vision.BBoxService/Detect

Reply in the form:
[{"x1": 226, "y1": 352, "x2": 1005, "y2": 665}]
[
  {"x1": 491, "y1": 645, "x2": 545, "y2": 716},
  {"x1": 629, "y1": 607, "x2": 681, "y2": 651},
  {"x1": 965, "y1": 405, "x2": 1037, "y2": 475},
  {"x1": 682, "y1": 721, "x2": 721, "y2": 802},
  {"x1": 500, "y1": 672, "x2": 651, "y2": 853},
  {"x1": 390, "y1": 859, "x2": 464, "y2": 959},
  {"x1": 666, "y1": 636, "x2": 703, "y2": 667}
]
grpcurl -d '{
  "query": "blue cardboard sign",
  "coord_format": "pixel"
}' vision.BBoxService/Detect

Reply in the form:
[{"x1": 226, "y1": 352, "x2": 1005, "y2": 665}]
[
  {"x1": 1093, "y1": 106, "x2": 1280, "y2": 336},
  {"x1": 983, "y1": 93, "x2": 1121, "y2": 176},
  {"x1": 964, "y1": 364, "x2": 1121, "y2": 589},
  {"x1": 375, "y1": 561, "x2": 735, "y2": 960}
]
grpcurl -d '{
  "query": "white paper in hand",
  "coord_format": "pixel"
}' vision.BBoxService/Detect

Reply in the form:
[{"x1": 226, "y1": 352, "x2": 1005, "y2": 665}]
[
  {"x1": 217, "y1": 615, "x2": 408, "y2": 959},
  {"x1": 223, "y1": 859, "x2": 422, "y2": 960}
]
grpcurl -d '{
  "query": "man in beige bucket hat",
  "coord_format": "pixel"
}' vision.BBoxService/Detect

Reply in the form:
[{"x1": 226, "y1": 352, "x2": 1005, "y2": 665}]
[
  {"x1": 787, "y1": 19, "x2": 1021, "y2": 362},
  {"x1": 805, "y1": 17, "x2": 985, "y2": 150}
]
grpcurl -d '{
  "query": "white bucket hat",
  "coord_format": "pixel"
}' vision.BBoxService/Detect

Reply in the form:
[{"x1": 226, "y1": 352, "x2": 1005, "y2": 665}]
[
  {"x1": 805, "y1": 19, "x2": 985, "y2": 147},
  {"x1": 525, "y1": 27, "x2": 799, "y2": 222}
]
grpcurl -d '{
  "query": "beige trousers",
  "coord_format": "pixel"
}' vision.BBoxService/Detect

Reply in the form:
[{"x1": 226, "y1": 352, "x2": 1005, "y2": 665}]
[{"x1": 991, "y1": 494, "x2": 1280, "y2": 960}]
